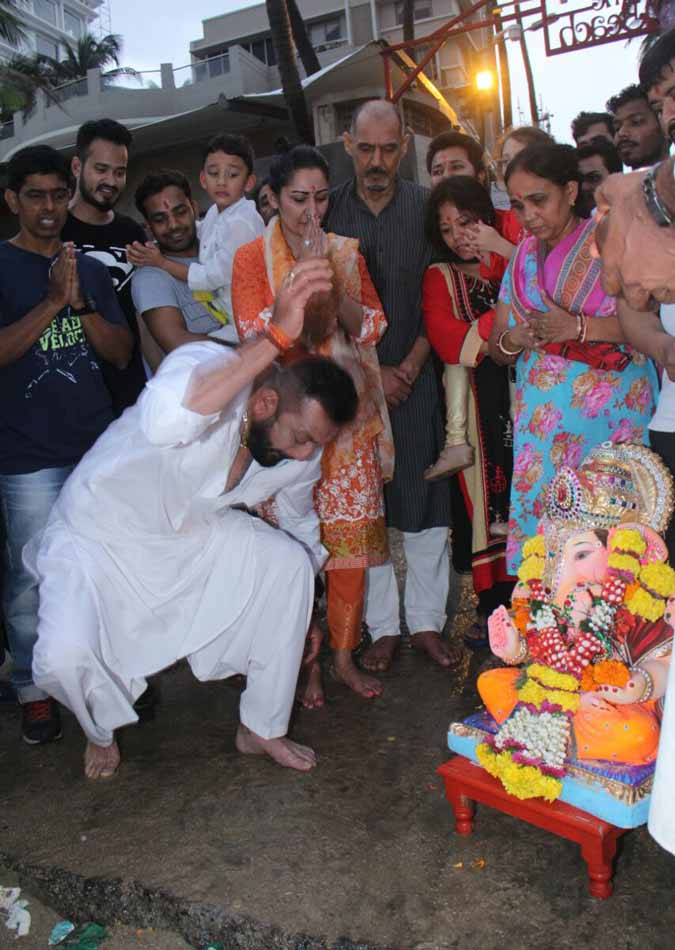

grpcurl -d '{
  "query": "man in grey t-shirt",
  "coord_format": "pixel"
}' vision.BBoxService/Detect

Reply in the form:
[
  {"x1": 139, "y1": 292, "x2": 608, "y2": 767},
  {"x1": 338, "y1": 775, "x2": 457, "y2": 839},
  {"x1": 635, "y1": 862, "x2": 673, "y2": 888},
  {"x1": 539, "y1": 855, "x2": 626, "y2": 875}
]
[{"x1": 129, "y1": 170, "x2": 232, "y2": 359}]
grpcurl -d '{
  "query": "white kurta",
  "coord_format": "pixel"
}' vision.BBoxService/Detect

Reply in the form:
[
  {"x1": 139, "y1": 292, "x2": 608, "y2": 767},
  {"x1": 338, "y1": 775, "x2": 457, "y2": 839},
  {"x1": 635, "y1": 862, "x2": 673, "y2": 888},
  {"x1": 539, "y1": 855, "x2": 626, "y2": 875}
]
[
  {"x1": 648, "y1": 656, "x2": 675, "y2": 854},
  {"x1": 29, "y1": 341, "x2": 326, "y2": 745}
]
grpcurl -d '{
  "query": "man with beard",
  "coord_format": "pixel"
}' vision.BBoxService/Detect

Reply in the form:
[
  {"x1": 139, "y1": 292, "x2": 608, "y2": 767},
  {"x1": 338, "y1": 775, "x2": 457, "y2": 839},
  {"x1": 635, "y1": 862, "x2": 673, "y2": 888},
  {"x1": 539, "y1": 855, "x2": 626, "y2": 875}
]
[
  {"x1": 28, "y1": 258, "x2": 359, "y2": 779},
  {"x1": 592, "y1": 27, "x2": 675, "y2": 861},
  {"x1": 325, "y1": 99, "x2": 452, "y2": 672},
  {"x1": 606, "y1": 84, "x2": 668, "y2": 170},
  {"x1": 63, "y1": 120, "x2": 148, "y2": 414},
  {"x1": 130, "y1": 171, "x2": 227, "y2": 358}
]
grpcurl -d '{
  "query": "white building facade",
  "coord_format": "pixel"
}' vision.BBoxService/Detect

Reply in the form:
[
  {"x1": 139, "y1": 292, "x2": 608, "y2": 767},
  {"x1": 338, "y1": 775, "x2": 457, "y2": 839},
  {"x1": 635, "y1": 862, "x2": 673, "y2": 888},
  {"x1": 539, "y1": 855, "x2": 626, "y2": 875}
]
[{"x1": 0, "y1": 0, "x2": 103, "y2": 64}]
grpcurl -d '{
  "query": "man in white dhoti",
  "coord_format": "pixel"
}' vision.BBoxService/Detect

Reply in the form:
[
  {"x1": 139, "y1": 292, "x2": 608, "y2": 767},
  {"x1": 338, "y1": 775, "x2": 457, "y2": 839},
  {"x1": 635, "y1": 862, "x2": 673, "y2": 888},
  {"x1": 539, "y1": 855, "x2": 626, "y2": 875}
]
[{"x1": 29, "y1": 258, "x2": 358, "y2": 779}]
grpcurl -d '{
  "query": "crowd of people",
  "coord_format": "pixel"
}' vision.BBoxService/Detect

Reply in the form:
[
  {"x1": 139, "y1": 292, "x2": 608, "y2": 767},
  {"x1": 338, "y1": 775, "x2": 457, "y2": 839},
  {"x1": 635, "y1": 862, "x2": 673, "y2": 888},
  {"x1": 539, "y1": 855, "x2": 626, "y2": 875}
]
[{"x1": 1, "y1": 24, "x2": 675, "y2": 854}]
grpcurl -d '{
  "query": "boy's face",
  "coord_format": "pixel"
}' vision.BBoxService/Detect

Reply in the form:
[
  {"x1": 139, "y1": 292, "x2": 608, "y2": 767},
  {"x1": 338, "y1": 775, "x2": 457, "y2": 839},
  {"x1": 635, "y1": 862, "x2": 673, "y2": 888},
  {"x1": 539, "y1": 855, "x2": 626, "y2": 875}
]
[{"x1": 199, "y1": 151, "x2": 255, "y2": 211}]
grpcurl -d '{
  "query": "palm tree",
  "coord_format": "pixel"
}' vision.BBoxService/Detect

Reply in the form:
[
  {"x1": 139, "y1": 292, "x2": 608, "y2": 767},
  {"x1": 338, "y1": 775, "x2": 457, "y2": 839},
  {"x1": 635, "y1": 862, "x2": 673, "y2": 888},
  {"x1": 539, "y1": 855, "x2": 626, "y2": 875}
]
[
  {"x1": 0, "y1": 0, "x2": 25, "y2": 49},
  {"x1": 286, "y1": 0, "x2": 321, "y2": 76},
  {"x1": 52, "y1": 33, "x2": 124, "y2": 83},
  {"x1": 266, "y1": 0, "x2": 315, "y2": 143},
  {"x1": 0, "y1": 32, "x2": 135, "y2": 118}
]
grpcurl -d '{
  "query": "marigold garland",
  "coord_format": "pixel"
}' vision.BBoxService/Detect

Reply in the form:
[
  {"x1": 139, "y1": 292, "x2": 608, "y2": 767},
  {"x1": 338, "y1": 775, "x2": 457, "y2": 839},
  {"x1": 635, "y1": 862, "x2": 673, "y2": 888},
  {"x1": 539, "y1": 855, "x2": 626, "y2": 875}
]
[
  {"x1": 522, "y1": 535, "x2": 546, "y2": 559},
  {"x1": 476, "y1": 744, "x2": 563, "y2": 802},
  {"x1": 518, "y1": 555, "x2": 544, "y2": 584},
  {"x1": 518, "y1": 678, "x2": 581, "y2": 713},
  {"x1": 527, "y1": 663, "x2": 579, "y2": 693},
  {"x1": 609, "y1": 529, "x2": 646, "y2": 557},
  {"x1": 640, "y1": 561, "x2": 675, "y2": 598},
  {"x1": 607, "y1": 552, "x2": 641, "y2": 580},
  {"x1": 626, "y1": 587, "x2": 665, "y2": 622}
]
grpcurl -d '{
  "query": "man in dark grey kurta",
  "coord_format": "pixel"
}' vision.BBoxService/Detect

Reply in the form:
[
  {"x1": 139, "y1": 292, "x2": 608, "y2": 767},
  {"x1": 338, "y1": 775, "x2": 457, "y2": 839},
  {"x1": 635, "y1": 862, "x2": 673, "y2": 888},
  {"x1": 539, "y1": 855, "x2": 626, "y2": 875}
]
[{"x1": 326, "y1": 99, "x2": 452, "y2": 670}]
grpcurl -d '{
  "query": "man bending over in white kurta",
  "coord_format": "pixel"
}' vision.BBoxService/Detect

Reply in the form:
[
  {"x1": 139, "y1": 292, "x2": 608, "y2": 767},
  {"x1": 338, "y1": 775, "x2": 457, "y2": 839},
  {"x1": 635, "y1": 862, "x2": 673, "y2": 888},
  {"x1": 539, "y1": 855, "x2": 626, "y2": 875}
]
[{"x1": 28, "y1": 258, "x2": 358, "y2": 779}]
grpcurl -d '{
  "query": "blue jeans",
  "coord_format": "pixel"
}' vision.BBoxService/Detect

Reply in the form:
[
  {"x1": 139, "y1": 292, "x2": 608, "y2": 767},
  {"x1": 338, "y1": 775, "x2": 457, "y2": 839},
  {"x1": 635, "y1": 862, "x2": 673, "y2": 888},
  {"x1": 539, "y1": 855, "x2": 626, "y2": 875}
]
[{"x1": 0, "y1": 465, "x2": 73, "y2": 702}]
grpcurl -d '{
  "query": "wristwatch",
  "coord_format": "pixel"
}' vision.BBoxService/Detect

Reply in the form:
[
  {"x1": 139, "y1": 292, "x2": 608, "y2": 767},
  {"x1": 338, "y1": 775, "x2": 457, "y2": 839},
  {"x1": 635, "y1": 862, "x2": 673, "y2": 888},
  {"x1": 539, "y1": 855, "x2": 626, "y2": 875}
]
[{"x1": 642, "y1": 165, "x2": 674, "y2": 227}]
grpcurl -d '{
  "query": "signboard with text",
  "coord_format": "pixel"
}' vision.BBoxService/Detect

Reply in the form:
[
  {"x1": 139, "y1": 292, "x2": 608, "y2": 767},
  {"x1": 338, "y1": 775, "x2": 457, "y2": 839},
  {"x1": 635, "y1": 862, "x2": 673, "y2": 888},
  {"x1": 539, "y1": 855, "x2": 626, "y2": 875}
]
[{"x1": 541, "y1": 0, "x2": 658, "y2": 55}]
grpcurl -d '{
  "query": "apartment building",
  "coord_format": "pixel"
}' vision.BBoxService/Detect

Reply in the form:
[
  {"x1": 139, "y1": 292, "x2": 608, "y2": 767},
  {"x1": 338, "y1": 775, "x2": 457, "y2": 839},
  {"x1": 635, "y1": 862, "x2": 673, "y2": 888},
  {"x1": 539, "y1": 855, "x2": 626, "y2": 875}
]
[
  {"x1": 0, "y1": 0, "x2": 103, "y2": 64},
  {"x1": 189, "y1": 0, "x2": 477, "y2": 139}
]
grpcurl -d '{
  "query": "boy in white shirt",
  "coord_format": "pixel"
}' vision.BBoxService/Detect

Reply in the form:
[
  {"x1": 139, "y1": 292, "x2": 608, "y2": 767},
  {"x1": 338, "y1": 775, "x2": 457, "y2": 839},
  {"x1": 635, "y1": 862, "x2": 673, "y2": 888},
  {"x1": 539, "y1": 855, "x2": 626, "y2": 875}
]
[{"x1": 127, "y1": 134, "x2": 265, "y2": 342}]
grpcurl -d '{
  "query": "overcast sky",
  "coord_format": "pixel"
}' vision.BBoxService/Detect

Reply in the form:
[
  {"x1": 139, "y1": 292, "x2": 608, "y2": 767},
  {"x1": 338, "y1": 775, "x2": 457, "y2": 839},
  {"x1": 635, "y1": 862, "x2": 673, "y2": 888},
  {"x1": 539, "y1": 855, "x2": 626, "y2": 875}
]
[{"x1": 109, "y1": 0, "x2": 637, "y2": 143}]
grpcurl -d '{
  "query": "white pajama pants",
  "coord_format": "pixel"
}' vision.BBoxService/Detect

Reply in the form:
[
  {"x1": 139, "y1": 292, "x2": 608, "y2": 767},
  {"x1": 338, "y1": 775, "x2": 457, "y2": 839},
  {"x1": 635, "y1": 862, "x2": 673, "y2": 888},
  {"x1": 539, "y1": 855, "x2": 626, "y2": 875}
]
[
  {"x1": 364, "y1": 527, "x2": 449, "y2": 639},
  {"x1": 33, "y1": 525, "x2": 314, "y2": 747},
  {"x1": 648, "y1": 653, "x2": 675, "y2": 855}
]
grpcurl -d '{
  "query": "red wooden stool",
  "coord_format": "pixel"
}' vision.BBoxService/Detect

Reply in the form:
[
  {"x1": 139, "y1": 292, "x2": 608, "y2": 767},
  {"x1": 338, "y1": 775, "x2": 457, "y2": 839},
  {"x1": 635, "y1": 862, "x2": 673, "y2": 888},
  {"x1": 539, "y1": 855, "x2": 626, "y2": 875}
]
[{"x1": 437, "y1": 755, "x2": 628, "y2": 899}]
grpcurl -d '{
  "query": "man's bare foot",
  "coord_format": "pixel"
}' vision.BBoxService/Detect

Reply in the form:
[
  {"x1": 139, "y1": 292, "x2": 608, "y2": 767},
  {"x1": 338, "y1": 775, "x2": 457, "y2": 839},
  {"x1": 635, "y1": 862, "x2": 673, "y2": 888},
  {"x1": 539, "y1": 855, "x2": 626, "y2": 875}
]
[
  {"x1": 359, "y1": 635, "x2": 400, "y2": 672},
  {"x1": 235, "y1": 724, "x2": 317, "y2": 771},
  {"x1": 84, "y1": 739, "x2": 120, "y2": 780},
  {"x1": 297, "y1": 660, "x2": 325, "y2": 709},
  {"x1": 410, "y1": 630, "x2": 452, "y2": 668},
  {"x1": 332, "y1": 650, "x2": 383, "y2": 698}
]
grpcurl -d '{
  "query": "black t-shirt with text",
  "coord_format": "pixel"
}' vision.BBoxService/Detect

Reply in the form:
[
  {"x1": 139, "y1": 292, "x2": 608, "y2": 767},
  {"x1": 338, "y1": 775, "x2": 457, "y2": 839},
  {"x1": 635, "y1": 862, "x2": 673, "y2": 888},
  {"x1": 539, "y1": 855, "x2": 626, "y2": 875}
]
[
  {"x1": 0, "y1": 241, "x2": 127, "y2": 474},
  {"x1": 62, "y1": 211, "x2": 148, "y2": 415}
]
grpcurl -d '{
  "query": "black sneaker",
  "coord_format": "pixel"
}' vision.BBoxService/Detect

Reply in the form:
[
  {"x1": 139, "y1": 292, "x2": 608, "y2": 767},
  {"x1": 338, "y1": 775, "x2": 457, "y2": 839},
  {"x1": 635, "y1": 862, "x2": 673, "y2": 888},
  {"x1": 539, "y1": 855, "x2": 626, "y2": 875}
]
[{"x1": 21, "y1": 698, "x2": 62, "y2": 745}]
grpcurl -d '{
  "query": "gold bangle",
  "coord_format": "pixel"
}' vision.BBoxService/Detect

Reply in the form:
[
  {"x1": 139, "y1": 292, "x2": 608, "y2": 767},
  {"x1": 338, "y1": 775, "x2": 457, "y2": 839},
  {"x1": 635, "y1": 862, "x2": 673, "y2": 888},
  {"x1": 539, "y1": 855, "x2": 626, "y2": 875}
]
[
  {"x1": 266, "y1": 323, "x2": 295, "y2": 353},
  {"x1": 497, "y1": 329, "x2": 524, "y2": 358}
]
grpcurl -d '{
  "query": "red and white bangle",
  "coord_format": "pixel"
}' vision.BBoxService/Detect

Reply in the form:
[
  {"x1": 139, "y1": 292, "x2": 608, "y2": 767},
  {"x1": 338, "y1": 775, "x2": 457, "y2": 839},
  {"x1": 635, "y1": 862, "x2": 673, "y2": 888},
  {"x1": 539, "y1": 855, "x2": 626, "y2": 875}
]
[{"x1": 266, "y1": 323, "x2": 295, "y2": 353}]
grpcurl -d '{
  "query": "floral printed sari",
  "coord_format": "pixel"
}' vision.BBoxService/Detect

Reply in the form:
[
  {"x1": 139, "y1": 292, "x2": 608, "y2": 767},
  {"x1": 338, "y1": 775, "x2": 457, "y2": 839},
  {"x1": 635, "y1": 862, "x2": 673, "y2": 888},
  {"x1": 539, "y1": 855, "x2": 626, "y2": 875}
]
[{"x1": 499, "y1": 218, "x2": 658, "y2": 573}]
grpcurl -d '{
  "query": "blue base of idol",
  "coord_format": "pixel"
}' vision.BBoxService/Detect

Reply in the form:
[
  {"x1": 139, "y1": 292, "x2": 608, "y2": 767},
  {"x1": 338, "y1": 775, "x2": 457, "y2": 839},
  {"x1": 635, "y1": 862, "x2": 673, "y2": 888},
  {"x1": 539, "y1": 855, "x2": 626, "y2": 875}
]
[{"x1": 447, "y1": 712, "x2": 653, "y2": 829}]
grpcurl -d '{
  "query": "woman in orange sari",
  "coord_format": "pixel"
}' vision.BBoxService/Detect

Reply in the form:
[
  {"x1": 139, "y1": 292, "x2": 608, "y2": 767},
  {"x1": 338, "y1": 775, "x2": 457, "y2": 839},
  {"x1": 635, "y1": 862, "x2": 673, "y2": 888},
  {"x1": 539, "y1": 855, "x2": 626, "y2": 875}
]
[{"x1": 232, "y1": 145, "x2": 394, "y2": 705}]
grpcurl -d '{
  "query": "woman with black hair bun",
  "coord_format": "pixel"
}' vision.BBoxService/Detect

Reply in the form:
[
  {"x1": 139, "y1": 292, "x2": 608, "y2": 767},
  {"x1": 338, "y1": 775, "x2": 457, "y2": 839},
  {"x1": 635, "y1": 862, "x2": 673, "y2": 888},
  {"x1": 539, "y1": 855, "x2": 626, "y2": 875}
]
[{"x1": 488, "y1": 142, "x2": 658, "y2": 575}]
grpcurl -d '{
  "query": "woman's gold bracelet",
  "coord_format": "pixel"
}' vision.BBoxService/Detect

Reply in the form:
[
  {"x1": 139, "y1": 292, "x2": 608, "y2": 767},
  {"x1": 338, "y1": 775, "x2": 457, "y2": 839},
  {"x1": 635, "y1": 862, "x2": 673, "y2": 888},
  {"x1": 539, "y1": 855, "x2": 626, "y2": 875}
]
[{"x1": 497, "y1": 330, "x2": 524, "y2": 358}]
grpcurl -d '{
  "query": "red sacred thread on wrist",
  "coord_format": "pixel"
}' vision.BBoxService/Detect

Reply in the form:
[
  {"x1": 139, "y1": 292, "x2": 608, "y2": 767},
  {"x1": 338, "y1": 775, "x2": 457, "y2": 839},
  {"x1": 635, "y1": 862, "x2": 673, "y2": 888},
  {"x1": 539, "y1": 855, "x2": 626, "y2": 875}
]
[{"x1": 266, "y1": 323, "x2": 294, "y2": 353}]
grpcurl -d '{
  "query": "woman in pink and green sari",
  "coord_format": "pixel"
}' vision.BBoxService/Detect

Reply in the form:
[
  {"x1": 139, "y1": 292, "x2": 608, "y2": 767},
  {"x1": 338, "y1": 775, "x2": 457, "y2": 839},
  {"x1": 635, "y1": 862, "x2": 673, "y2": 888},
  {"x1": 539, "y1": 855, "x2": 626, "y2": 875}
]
[{"x1": 489, "y1": 144, "x2": 657, "y2": 573}]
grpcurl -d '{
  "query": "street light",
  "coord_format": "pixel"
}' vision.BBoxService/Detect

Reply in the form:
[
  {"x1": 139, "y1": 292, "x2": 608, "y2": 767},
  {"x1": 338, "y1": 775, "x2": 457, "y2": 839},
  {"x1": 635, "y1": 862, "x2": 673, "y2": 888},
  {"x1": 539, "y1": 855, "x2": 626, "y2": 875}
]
[{"x1": 475, "y1": 69, "x2": 494, "y2": 92}]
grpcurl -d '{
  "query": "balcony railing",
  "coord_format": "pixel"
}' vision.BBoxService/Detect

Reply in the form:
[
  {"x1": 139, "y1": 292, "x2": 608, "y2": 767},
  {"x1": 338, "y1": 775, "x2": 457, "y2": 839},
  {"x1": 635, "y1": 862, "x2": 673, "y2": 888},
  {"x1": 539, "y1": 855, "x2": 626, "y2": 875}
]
[
  {"x1": 46, "y1": 77, "x2": 87, "y2": 107},
  {"x1": 174, "y1": 52, "x2": 230, "y2": 88},
  {"x1": 100, "y1": 70, "x2": 162, "y2": 91}
]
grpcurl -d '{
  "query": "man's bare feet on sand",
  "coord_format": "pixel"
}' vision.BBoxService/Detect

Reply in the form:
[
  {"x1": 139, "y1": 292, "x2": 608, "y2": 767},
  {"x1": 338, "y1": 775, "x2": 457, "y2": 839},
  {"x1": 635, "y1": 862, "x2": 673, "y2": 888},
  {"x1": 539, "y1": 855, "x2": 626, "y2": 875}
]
[
  {"x1": 359, "y1": 634, "x2": 399, "y2": 673},
  {"x1": 410, "y1": 630, "x2": 452, "y2": 668},
  {"x1": 332, "y1": 649, "x2": 383, "y2": 698},
  {"x1": 297, "y1": 659, "x2": 325, "y2": 709},
  {"x1": 84, "y1": 739, "x2": 120, "y2": 780},
  {"x1": 235, "y1": 724, "x2": 317, "y2": 771}
]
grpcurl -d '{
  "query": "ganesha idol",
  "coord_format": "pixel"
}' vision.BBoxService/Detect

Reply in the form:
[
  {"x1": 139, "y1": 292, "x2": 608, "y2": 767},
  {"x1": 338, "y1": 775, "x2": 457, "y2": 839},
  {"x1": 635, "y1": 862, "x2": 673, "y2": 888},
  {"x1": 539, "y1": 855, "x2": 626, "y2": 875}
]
[{"x1": 457, "y1": 442, "x2": 675, "y2": 809}]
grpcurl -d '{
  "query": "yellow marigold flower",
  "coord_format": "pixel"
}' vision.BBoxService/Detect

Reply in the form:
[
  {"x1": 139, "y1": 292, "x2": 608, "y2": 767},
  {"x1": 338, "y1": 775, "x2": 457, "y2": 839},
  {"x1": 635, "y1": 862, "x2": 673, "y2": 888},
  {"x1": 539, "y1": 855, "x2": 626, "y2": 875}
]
[
  {"x1": 640, "y1": 562, "x2": 675, "y2": 599},
  {"x1": 626, "y1": 587, "x2": 665, "y2": 622},
  {"x1": 608, "y1": 552, "x2": 641, "y2": 577},
  {"x1": 476, "y1": 745, "x2": 562, "y2": 802},
  {"x1": 528, "y1": 663, "x2": 579, "y2": 693},
  {"x1": 522, "y1": 535, "x2": 546, "y2": 559},
  {"x1": 517, "y1": 555, "x2": 544, "y2": 584},
  {"x1": 609, "y1": 529, "x2": 646, "y2": 556},
  {"x1": 518, "y1": 678, "x2": 580, "y2": 712}
]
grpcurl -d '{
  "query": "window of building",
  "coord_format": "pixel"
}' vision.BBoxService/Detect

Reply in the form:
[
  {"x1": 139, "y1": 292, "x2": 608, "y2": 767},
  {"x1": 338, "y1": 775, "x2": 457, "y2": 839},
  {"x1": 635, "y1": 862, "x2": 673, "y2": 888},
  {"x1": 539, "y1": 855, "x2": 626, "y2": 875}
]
[
  {"x1": 334, "y1": 97, "x2": 373, "y2": 134},
  {"x1": 36, "y1": 34, "x2": 58, "y2": 58},
  {"x1": 403, "y1": 99, "x2": 447, "y2": 137},
  {"x1": 309, "y1": 16, "x2": 344, "y2": 47},
  {"x1": 240, "y1": 37, "x2": 276, "y2": 67},
  {"x1": 34, "y1": 0, "x2": 57, "y2": 25},
  {"x1": 63, "y1": 10, "x2": 82, "y2": 38},
  {"x1": 394, "y1": 0, "x2": 433, "y2": 25}
]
